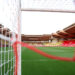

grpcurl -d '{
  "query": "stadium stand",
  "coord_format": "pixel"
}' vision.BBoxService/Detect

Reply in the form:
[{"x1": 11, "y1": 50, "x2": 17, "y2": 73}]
[
  {"x1": 56, "y1": 23, "x2": 75, "y2": 47},
  {"x1": 0, "y1": 24, "x2": 12, "y2": 47},
  {"x1": 62, "y1": 40, "x2": 75, "y2": 47},
  {"x1": 21, "y1": 23, "x2": 75, "y2": 47}
]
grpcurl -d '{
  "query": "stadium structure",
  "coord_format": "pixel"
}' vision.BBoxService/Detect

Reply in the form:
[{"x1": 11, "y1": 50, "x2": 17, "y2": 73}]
[
  {"x1": 0, "y1": 24, "x2": 12, "y2": 47},
  {"x1": 21, "y1": 23, "x2": 75, "y2": 47},
  {"x1": 0, "y1": 22, "x2": 75, "y2": 75}
]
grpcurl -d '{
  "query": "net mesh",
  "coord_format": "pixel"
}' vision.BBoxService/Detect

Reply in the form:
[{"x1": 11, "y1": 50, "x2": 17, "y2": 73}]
[{"x1": 0, "y1": 0, "x2": 20, "y2": 75}]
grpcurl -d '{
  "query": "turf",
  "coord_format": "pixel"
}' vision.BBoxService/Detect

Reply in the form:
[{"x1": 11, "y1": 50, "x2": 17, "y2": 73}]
[
  {"x1": 21, "y1": 47, "x2": 75, "y2": 75},
  {"x1": 0, "y1": 46, "x2": 75, "y2": 75},
  {"x1": 0, "y1": 47, "x2": 14, "y2": 75}
]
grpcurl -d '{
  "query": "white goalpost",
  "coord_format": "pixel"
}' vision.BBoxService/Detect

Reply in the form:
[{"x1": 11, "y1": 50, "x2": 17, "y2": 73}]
[{"x1": 0, "y1": 0, "x2": 21, "y2": 75}]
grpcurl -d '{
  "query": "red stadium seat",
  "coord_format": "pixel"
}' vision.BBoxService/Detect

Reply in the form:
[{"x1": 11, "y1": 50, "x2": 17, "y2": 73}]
[{"x1": 62, "y1": 40, "x2": 75, "y2": 47}]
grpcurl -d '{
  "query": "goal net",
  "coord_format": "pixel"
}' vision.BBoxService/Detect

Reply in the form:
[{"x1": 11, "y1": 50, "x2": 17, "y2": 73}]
[{"x1": 0, "y1": 0, "x2": 21, "y2": 75}]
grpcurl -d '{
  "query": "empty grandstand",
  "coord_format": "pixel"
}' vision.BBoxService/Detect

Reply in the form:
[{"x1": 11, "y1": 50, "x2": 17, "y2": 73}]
[{"x1": 21, "y1": 23, "x2": 75, "y2": 47}]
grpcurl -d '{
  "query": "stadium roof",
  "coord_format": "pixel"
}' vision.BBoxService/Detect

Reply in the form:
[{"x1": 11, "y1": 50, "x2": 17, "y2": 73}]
[
  {"x1": 21, "y1": 34, "x2": 51, "y2": 41},
  {"x1": 56, "y1": 23, "x2": 75, "y2": 38},
  {"x1": 22, "y1": 23, "x2": 75, "y2": 41},
  {"x1": 0, "y1": 24, "x2": 12, "y2": 37},
  {"x1": 52, "y1": 33, "x2": 65, "y2": 38},
  {"x1": 64, "y1": 23, "x2": 75, "y2": 34}
]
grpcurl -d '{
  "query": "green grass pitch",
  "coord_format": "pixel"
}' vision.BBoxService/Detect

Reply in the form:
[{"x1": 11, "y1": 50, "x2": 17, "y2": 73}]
[
  {"x1": 22, "y1": 47, "x2": 75, "y2": 75},
  {"x1": 0, "y1": 47, "x2": 14, "y2": 75},
  {"x1": 0, "y1": 47, "x2": 75, "y2": 75}
]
